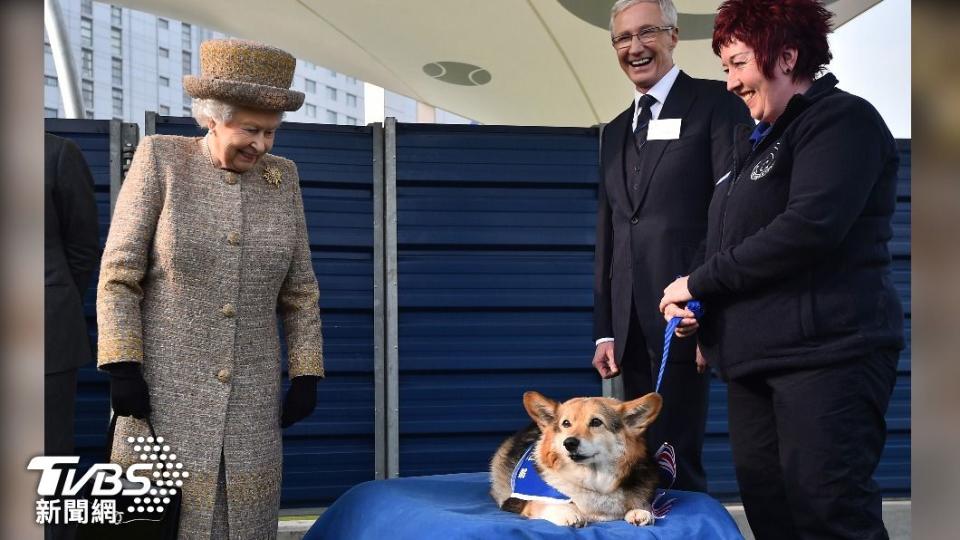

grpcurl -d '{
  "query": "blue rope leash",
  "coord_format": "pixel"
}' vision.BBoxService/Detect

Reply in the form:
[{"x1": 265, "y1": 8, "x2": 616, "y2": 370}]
[{"x1": 655, "y1": 300, "x2": 703, "y2": 393}]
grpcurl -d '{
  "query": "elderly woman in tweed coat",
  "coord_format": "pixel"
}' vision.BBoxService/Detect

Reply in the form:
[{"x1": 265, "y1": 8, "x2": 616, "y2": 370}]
[{"x1": 96, "y1": 39, "x2": 323, "y2": 539}]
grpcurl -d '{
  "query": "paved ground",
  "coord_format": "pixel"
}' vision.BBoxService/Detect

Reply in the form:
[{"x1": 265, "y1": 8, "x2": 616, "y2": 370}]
[
  {"x1": 726, "y1": 499, "x2": 911, "y2": 539},
  {"x1": 277, "y1": 499, "x2": 911, "y2": 539}
]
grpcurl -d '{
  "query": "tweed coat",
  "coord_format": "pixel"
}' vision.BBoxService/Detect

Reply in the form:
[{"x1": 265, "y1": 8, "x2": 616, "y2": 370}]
[{"x1": 96, "y1": 134, "x2": 324, "y2": 539}]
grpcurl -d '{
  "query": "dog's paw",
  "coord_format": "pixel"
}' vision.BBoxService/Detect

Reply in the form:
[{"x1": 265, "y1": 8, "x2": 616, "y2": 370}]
[
  {"x1": 625, "y1": 508, "x2": 655, "y2": 526},
  {"x1": 540, "y1": 503, "x2": 586, "y2": 528}
]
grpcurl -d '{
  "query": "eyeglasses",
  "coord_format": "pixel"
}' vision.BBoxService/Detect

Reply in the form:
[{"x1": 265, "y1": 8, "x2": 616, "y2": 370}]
[{"x1": 611, "y1": 26, "x2": 675, "y2": 50}]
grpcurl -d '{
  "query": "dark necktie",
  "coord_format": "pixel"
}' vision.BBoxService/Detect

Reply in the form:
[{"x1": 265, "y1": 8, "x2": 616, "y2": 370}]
[{"x1": 633, "y1": 94, "x2": 657, "y2": 145}]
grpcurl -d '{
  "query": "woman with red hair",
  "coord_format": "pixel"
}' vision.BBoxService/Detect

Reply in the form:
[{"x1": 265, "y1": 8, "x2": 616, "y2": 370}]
[{"x1": 659, "y1": 0, "x2": 903, "y2": 538}]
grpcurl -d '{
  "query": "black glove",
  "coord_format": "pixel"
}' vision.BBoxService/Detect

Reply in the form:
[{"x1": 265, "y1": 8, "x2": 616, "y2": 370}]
[
  {"x1": 281, "y1": 375, "x2": 318, "y2": 428},
  {"x1": 106, "y1": 362, "x2": 151, "y2": 419}
]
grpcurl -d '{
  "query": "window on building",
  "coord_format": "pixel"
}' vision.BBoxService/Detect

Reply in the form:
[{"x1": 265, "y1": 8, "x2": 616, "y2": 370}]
[
  {"x1": 45, "y1": 107, "x2": 58, "y2": 118},
  {"x1": 305, "y1": 79, "x2": 316, "y2": 93},
  {"x1": 112, "y1": 88, "x2": 123, "y2": 117},
  {"x1": 82, "y1": 80, "x2": 94, "y2": 110},
  {"x1": 346, "y1": 93, "x2": 357, "y2": 107},
  {"x1": 181, "y1": 23, "x2": 192, "y2": 50},
  {"x1": 183, "y1": 106, "x2": 191, "y2": 116},
  {"x1": 159, "y1": 105, "x2": 170, "y2": 115},
  {"x1": 305, "y1": 103, "x2": 317, "y2": 118},
  {"x1": 159, "y1": 47, "x2": 169, "y2": 58},
  {"x1": 111, "y1": 6, "x2": 122, "y2": 26},
  {"x1": 326, "y1": 86, "x2": 337, "y2": 101},
  {"x1": 81, "y1": 48, "x2": 93, "y2": 79},
  {"x1": 81, "y1": 17, "x2": 93, "y2": 48},
  {"x1": 328, "y1": 69, "x2": 337, "y2": 78},
  {"x1": 182, "y1": 51, "x2": 192, "y2": 75},
  {"x1": 158, "y1": 18, "x2": 169, "y2": 30},
  {"x1": 111, "y1": 27, "x2": 122, "y2": 57},
  {"x1": 45, "y1": 75, "x2": 58, "y2": 87},
  {"x1": 326, "y1": 110, "x2": 337, "y2": 124},
  {"x1": 81, "y1": 0, "x2": 92, "y2": 16},
  {"x1": 159, "y1": 75, "x2": 170, "y2": 87},
  {"x1": 346, "y1": 116, "x2": 357, "y2": 125},
  {"x1": 112, "y1": 57, "x2": 122, "y2": 86},
  {"x1": 44, "y1": 42, "x2": 52, "y2": 55}
]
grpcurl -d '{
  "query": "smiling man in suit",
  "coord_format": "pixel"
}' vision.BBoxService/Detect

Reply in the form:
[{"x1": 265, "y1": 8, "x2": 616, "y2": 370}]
[{"x1": 592, "y1": 0, "x2": 751, "y2": 492}]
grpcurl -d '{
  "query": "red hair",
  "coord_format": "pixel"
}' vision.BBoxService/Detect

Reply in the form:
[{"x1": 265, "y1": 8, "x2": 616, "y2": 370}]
[{"x1": 712, "y1": 0, "x2": 833, "y2": 82}]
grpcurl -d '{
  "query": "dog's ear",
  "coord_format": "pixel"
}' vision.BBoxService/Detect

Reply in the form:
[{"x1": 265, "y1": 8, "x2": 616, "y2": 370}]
[
  {"x1": 523, "y1": 391, "x2": 558, "y2": 429},
  {"x1": 620, "y1": 392, "x2": 662, "y2": 431}
]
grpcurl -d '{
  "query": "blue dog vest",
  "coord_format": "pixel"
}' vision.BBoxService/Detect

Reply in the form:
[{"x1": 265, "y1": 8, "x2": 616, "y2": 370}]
[{"x1": 509, "y1": 445, "x2": 572, "y2": 503}]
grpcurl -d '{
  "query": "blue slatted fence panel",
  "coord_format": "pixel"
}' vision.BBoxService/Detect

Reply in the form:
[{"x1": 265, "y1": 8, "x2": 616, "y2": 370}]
[
  {"x1": 152, "y1": 116, "x2": 377, "y2": 507},
  {"x1": 395, "y1": 124, "x2": 601, "y2": 476},
  {"x1": 885, "y1": 139, "x2": 911, "y2": 496},
  {"x1": 45, "y1": 119, "x2": 114, "y2": 470}
]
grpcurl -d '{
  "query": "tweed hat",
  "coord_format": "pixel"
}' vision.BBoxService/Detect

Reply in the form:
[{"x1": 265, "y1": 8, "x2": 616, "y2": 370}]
[{"x1": 183, "y1": 39, "x2": 304, "y2": 112}]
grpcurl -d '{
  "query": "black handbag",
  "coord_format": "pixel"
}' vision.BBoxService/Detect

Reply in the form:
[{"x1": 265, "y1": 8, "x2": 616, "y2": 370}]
[{"x1": 76, "y1": 414, "x2": 182, "y2": 540}]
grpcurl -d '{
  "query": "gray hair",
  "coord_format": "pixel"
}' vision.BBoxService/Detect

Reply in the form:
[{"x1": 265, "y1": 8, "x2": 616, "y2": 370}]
[
  {"x1": 191, "y1": 98, "x2": 236, "y2": 130},
  {"x1": 610, "y1": 0, "x2": 678, "y2": 35},
  {"x1": 190, "y1": 98, "x2": 286, "y2": 130}
]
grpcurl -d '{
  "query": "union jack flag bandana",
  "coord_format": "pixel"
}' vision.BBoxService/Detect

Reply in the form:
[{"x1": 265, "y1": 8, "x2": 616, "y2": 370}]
[{"x1": 652, "y1": 442, "x2": 678, "y2": 518}]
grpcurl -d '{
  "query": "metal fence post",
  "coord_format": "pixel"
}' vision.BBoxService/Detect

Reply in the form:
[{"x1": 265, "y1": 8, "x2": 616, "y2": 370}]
[
  {"x1": 384, "y1": 118, "x2": 400, "y2": 478},
  {"x1": 145, "y1": 110, "x2": 158, "y2": 136},
  {"x1": 109, "y1": 120, "x2": 139, "y2": 217},
  {"x1": 372, "y1": 122, "x2": 387, "y2": 480}
]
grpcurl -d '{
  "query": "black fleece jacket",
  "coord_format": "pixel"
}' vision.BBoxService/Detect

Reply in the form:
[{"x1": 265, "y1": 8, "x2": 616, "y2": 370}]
[{"x1": 688, "y1": 73, "x2": 904, "y2": 380}]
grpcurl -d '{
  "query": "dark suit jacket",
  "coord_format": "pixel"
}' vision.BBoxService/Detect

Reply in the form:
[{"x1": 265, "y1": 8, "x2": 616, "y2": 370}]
[
  {"x1": 593, "y1": 71, "x2": 751, "y2": 367},
  {"x1": 45, "y1": 133, "x2": 100, "y2": 374}
]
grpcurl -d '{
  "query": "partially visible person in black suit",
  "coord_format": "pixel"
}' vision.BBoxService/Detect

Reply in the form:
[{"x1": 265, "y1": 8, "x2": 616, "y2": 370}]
[
  {"x1": 44, "y1": 132, "x2": 99, "y2": 461},
  {"x1": 592, "y1": 0, "x2": 751, "y2": 492}
]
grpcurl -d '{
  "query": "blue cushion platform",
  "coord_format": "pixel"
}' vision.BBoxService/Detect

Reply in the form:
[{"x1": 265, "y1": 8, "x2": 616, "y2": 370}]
[{"x1": 304, "y1": 472, "x2": 744, "y2": 539}]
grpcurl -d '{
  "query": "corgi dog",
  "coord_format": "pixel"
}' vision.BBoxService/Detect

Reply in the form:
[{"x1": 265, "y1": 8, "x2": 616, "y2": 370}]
[{"x1": 490, "y1": 391, "x2": 663, "y2": 527}]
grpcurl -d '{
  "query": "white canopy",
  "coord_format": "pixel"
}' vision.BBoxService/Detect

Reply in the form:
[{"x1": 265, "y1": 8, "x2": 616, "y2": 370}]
[{"x1": 109, "y1": 0, "x2": 880, "y2": 126}]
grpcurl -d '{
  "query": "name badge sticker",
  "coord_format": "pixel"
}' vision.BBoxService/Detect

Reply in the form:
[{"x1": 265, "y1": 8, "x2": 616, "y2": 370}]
[{"x1": 647, "y1": 118, "x2": 681, "y2": 140}]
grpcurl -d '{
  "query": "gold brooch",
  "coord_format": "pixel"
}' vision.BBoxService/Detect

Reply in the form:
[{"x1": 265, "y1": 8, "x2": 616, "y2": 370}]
[{"x1": 263, "y1": 167, "x2": 282, "y2": 188}]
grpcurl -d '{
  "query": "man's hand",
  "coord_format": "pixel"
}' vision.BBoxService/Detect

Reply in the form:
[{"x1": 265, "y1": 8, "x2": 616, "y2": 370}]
[
  {"x1": 696, "y1": 344, "x2": 709, "y2": 374},
  {"x1": 592, "y1": 341, "x2": 619, "y2": 379}
]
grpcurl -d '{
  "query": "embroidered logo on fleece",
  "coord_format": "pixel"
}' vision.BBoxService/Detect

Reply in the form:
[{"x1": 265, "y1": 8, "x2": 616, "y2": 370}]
[{"x1": 750, "y1": 142, "x2": 781, "y2": 181}]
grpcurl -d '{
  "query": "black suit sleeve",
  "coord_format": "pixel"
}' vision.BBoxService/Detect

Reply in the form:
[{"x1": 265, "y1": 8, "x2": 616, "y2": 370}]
[
  {"x1": 593, "y1": 132, "x2": 614, "y2": 341},
  {"x1": 54, "y1": 138, "x2": 100, "y2": 295}
]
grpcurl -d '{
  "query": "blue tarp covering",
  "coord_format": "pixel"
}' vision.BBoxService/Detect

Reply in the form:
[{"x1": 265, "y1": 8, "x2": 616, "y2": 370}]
[{"x1": 305, "y1": 472, "x2": 743, "y2": 539}]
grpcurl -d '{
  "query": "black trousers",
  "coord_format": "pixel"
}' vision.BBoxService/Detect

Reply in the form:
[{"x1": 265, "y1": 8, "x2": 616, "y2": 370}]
[
  {"x1": 45, "y1": 368, "x2": 79, "y2": 540},
  {"x1": 620, "y1": 307, "x2": 710, "y2": 492},
  {"x1": 727, "y1": 349, "x2": 899, "y2": 540}
]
